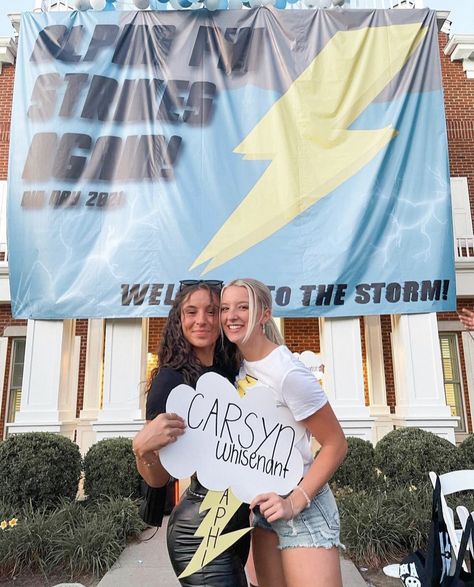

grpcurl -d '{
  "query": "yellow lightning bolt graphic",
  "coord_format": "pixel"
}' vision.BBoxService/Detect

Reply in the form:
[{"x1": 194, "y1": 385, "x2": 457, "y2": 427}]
[
  {"x1": 191, "y1": 22, "x2": 427, "y2": 274},
  {"x1": 179, "y1": 488, "x2": 251, "y2": 579}
]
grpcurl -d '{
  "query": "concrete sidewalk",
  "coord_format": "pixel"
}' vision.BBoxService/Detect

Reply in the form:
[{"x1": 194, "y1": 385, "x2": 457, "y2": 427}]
[{"x1": 97, "y1": 517, "x2": 367, "y2": 587}]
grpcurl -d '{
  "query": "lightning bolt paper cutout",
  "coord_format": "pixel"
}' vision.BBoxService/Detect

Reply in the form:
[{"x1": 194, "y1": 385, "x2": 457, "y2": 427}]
[
  {"x1": 179, "y1": 488, "x2": 251, "y2": 579},
  {"x1": 191, "y1": 22, "x2": 427, "y2": 274}
]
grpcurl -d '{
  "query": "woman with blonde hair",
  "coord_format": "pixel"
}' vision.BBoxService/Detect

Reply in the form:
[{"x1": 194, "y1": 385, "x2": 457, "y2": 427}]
[{"x1": 220, "y1": 278, "x2": 347, "y2": 587}]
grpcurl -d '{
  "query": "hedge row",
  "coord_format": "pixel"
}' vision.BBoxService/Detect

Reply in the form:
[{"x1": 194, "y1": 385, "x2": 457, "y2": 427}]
[
  {"x1": 0, "y1": 427, "x2": 473, "y2": 509},
  {"x1": 332, "y1": 427, "x2": 468, "y2": 491},
  {"x1": 0, "y1": 433, "x2": 141, "y2": 509},
  {"x1": 332, "y1": 428, "x2": 474, "y2": 566}
]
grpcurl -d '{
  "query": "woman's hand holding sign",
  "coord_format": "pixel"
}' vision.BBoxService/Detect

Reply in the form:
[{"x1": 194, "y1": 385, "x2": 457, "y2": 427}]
[
  {"x1": 250, "y1": 492, "x2": 295, "y2": 523},
  {"x1": 133, "y1": 412, "x2": 186, "y2": 487},
  {"x1": 141, "y1": 412, "x2": 186, "y2": 451}
]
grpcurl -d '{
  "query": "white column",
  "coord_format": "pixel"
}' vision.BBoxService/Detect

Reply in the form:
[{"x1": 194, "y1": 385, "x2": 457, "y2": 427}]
[
  {"x1": 320, "y1": 317, "x2": 374, "y2": 441},
  {"x1": 364, "y1": 316, "x2": 393, "y2": 443},
  {"x1": 76, "y1": 320, "x2": 104, "y2": 454},
  {"x1": 462, "y1": 331, "x2": 474, "y2": 434},
  {"x1": 93, "y1": 318, "x2": 147, "y2": 439},
  {"x1": 0, "y1": 337, "x2": 7, "y2": 432},
  {"x1": 391, "y1": 313, "x2": 457, "y2": 443},
  {"x1": 7, "y1": 320, "x2": 77, "y2": 438}
]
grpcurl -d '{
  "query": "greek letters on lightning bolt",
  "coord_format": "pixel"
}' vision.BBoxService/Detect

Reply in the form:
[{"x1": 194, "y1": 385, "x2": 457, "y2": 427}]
[{"x1": 178, "y1": 489, "x2": 251, "y2": 579}]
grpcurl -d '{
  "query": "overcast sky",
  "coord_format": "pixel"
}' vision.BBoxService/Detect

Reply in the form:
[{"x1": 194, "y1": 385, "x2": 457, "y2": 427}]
[{"x1": 0, "y1": 0, "x2": 473, "y2": 37}]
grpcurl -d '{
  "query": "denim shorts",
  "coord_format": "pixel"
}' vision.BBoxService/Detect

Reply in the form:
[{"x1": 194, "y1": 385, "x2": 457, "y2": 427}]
[{"x1": 252, "y1": 484, "x2": 342, "y2": 550}]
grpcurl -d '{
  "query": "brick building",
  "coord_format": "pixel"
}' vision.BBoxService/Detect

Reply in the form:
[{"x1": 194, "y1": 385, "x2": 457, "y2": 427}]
[{"x1": 0, "y1": 1, "x2": 473, "y2": 452}]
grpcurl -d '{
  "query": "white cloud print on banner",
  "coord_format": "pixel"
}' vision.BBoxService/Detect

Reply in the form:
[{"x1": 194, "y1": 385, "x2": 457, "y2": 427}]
[{"x1": 160, "y1": 372, "x2": 305, "y2": 504}]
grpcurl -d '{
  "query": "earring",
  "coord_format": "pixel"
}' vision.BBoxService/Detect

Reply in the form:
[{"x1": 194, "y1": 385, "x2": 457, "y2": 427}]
[{"x1": 262, "y1": 323, "x2": 265, "y2": 334}]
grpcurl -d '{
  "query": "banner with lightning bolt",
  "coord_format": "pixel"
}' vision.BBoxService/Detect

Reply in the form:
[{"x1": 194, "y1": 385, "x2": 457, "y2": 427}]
[{"x1": 8, "y1": 7, "x2": 455, "y2": 318}]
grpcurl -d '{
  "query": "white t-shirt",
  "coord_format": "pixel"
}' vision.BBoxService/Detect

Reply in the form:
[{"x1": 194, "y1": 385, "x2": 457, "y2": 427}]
[{"x1": 236, "y1": 345, "x2": 328, "y2": 471}]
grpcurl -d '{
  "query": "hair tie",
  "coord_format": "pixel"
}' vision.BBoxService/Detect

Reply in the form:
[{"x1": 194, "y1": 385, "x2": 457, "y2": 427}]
[{"x1": 294, "y1": 485, "x2": 311, "y2": 509}]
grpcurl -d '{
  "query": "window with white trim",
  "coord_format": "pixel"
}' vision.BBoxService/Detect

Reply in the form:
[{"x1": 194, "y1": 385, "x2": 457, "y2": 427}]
[
  {"x1": 7, "y1": 338, "x2": 25, "y2": 423},
  {"x1": 439, "y1": 333, "x2": 466, "y2": 432},
  {"x1": 0, "y1": 180, "x2": 7, "y2": 262},
  {"x1": 451, "y1": 177, "x2": 474, "y2": 261}
]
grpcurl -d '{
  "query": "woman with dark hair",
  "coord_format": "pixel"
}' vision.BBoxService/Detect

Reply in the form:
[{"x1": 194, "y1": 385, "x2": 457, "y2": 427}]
[{"x1": 133, "y1": 280, "x2": 250, "y2": 587}]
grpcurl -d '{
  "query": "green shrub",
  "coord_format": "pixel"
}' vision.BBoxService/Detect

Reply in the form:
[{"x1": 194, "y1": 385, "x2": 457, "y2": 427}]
[
  {"x1": 84, "y1": 437, "x2": 141, "y2": 500},
  {"x1": 374, "y1": 427, "x2": 462, "y2": 488},
  {"x1": 459, "y1": 435, "x2": 474, "y2": 468},
  {"x1": 47, "y1": 498, "x2": 145, "y2": 578},
  {"x1": 0, "y1": 432, "x2": 82, "y2": 509},
  {"x1": 331, "y1": 437, "x2": 377, "y2": 491},
  {"x1": 338, "y1": 484, "x2": 432, "y2": 566},
  {"x1": 0, "y1": 497, "x2": 145, "y2": 580}
]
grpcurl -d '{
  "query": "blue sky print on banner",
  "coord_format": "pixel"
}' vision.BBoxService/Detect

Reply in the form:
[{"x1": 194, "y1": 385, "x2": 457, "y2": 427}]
[{"x1": 7, "y1": 7, "x2": 455, "y2": 318}]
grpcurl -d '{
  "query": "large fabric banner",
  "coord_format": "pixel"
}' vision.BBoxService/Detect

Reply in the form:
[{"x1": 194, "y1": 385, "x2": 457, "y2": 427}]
[{"x1": 8, "y1": 7, "x2": 455, "y2": 318}]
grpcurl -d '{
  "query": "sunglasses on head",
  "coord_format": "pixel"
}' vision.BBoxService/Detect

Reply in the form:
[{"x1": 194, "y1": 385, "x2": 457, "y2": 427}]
[{"x1": 178, "y1": 279, "x2": 223, "y2": 292}]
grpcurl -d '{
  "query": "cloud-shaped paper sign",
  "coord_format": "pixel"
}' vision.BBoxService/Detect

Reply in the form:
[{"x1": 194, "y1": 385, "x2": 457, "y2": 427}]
[{"x1": 160, "y1": 372, "x2": 306, "y2": 504}]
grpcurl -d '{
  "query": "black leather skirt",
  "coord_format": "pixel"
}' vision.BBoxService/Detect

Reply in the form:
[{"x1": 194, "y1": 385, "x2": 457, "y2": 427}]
[{"x1": 167, "y1": 476, "x2": 250, "y2": 587}]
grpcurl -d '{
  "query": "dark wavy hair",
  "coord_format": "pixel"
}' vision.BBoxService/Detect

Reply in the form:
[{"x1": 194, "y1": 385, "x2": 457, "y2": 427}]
[{"x1": 148, "y1": 283, "x2": 238, "y2": 388}]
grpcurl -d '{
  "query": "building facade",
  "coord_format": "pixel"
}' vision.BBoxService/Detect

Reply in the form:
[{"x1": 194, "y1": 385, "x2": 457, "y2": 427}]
[{"x1": 0, "y1": 2, "x2": 473, "y2": 452}]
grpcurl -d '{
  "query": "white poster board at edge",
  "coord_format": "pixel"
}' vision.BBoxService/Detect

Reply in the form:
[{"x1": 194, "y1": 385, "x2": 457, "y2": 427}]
[{"x1": 160, "y1": 372, "x2": 305, "y2": 504}]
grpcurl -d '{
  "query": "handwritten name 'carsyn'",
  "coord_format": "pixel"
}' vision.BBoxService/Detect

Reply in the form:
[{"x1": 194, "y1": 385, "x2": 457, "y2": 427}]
[{"x1": 187, "y1": 393, "x2": 295, "y2": 479}]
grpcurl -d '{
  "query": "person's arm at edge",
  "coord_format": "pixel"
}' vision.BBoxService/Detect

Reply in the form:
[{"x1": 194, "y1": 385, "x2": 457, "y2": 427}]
[{"x1": 459, "y1": 308, "x2": 474, "y2": 331}]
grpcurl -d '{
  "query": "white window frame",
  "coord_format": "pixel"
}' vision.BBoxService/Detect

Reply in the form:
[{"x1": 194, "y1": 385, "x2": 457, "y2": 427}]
[
  {"x1": 439, "y1": 332, "x2": 468, "y2": 438},
  {"x1": 5, "y1": 337, "x2": 26, "y2": 431}
]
